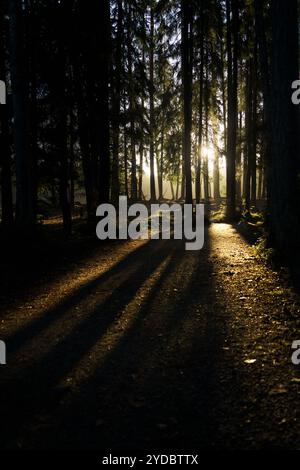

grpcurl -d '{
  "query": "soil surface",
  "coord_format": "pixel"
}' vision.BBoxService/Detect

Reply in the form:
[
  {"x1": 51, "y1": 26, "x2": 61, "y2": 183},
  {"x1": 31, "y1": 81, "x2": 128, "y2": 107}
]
[{"x1": 0, "y1": 223, "x2": 300, "y2": 450}]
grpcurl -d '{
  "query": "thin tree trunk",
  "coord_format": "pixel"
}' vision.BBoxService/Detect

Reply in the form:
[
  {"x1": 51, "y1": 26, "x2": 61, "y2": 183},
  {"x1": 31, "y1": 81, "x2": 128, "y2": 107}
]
[
  {"x1": 254, "y1": 0, "x2": 272, "y2": 202},
  {"x1": 123, "y1": 123, "x2": 129, "y2": 197},
  {"x1": 196, "y1": 4, "x2": 204, "y2": 204},
  {"x1": 250, "y1": 46, "x2": 258, "y2": 207},
  {"x1": 111, "y1": 0, "x2": 123, "y2": 203},
  {"x1": 244, "y1": 59, "x2": 252, "y2": 212},
  {"x1": 181, "y1": 0, "x2": 193, "y2": 204},
  {"x1": 0, "y1": 7, "x2": 13, "y2": 227},
  {"x1": 149, "y1": 4, "x2": 156, "y2": 201},
  {"x1": 98, "y1": 0, "x2": 111, "y2": 204},
  {"x1": 225, "y1": 0, "x2": 238, "y2": 219},
  {"x1": 9, "y1": 0, "x2": 35, "y2": 231},
  {"x1": 236, "y1": 111, "x2": 242, "y2": 203}
]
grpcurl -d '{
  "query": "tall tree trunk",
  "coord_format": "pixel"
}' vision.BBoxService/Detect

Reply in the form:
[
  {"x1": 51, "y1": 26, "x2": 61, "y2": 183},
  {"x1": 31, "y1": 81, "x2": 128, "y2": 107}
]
[
  {"x1": 250, "y1": 47, "x2": 258, "y2": 207},
  {"x1": 127, "y1": 4, "x2": 137, "y2": 200},
  {"x1": 181, "y1": 0, "x2": 193, "y2": 204},
  {"x1": 0, "y1": 108, "x2": 13, "y2": 227},
  {"x1": 57, "y1": 2, "x2": 72, "y2": 234},
  {"x1": 254, "y1": 0, "x2": 272, "y2": 202},
  {"x1": 123, "y1": 120, "x2": 129, "y2": 198},
  {"x1": 149, "y1": 4, "x2": 156, "y2": 201},
  {"x1": 244, "y1": 59, "x2": 252, "y2": 212},
  {"x1": 98, "y1": 0, "x2": 111, "y2": 204},
  {"x1": 203, "y1": 46, "x2": 209, "y2": 202},
  {"x1": 225, "y1": 0, "x2": 238, "y2": 219},
  {"x1": 257, "y1": 163, "x2": 263, "y2": 201},
  {"x1": 75, "y1": 67, "x2": 96, "y2": 221},
  {"x1": 269, "y1": 0, "x2": 300, "y2": 255},
  {"x1": 195, "y1": 2, "x2": 204, "y2": 204},
  {"x1": 213, "y1": 132, "x2": 220, "y2": 201},
  {"x1": 58, "y1": 109, "x2": 72, "y2": 234},
  {"x1": 236, "y1": 111, "x2": 242, "y2": 203},
  {"x1": 0, "y1": 7, "x2": 13, "y2": 227},
  {"x1": 9, "y1": 0, "x2": 35, "y2": 231},
  {"x1": 159, "y1": 127, "x2": 164, "y2": 199},
  {"x1": 138, "y1": 141, "x2": 144, "y2": 200},
  {"x1": 196, "y1": 4, "x2": 204, "y2": 204},
  {"x1": 111, "y1": 0, "x2": 123, "y2": 203},
  {"x1": 139, "y1": 13, "x2": 146, "y2": 200}
]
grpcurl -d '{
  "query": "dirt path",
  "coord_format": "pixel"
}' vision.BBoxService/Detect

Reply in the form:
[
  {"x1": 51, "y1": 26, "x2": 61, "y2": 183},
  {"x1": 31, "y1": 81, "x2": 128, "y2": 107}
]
[{"x1": 0, "y1": 223, "x2": 300, "y2": 450}]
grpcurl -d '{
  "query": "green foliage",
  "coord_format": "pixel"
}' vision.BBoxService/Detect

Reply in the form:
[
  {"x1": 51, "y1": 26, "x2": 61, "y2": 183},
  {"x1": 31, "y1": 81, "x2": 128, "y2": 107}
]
[{"x1": 254, "y1": 236, "x2": 275, "y2": 263}]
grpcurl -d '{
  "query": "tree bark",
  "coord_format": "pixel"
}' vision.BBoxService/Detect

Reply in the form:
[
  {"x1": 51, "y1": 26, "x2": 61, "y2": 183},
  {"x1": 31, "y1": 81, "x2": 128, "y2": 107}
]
[
  {"x1": 149, "y1": 4, "x2": 156, "y2": 201},
  {"x1": 111, "y1": 0, "x2": 123, "y2": 203},
  {"x1": 269, "y1": 0, "x2": 300, "y2": 255},
  {"x1": 225, "y1": 0, "x2": 238, "y2": 219},
  {"x1": 9, "y1": 0, "x2": 35, "y2": 231},
  {"x1": 181, "y1": 0, "x2": 193, "y2": 204}
]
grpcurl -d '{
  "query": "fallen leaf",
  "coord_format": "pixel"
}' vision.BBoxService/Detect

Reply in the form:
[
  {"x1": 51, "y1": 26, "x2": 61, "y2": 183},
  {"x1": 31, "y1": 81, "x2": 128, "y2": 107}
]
[{"x1": 269, "y1": 385, "x2": 288, "y2": 395}]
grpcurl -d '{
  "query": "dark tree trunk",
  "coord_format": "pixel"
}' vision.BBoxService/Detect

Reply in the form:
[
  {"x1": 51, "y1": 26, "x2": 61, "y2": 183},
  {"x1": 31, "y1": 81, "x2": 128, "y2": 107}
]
[
  {"x1": 111, "y1": 0, "x2": 123, "y2": 203},
  {"x1": 203, "y1": 56, "x2": 209, "y2": 202},
  {"x1": 139, "y1": 14, "x2": 146, "y2": 200},
  {"x1": 170, "y1": 181, "x2": 175, "y2": 200},
  {"x1": 123, "y1": 122, "x2": 129, "y2": 198},
  {"x1": 225, "y1": 0, "x2": 238, "y2": 219},
  {"x1": 149, "y1": 5, "x2": 156, "y2": 201},
  {"x1": 158, "y1": 128, "x2": 164, "y2": 200},
  {"x1": 257, "y1": 163, "x2": 263, "y2": 201},
  {"x1": 244, "y1": 60, "x2": 252, "y2": 212},
  {"x1": 236, "y1": 111, "x2": 242, "y2": 203},
  {"x1": 213, "y1": 148, "x2": 220, "y2": 200},
  {"x1": 75, "y1": 66, "x2": 96, "y2": 221},
  {"x1": 0, "y1": 108, "x2": 13, "y2": 227},
  {"x1": 254, "y1": 0, "x2": 272, "y2": 202},
  {"x1": 269, "y1": 0, "x2": 300, "y2": 255},
  {"x1": 196, "y1": 4, "x2": 204, "y2": 204},
  {"x1": 181, "y1": 0, "x2": 193, "y2": 204},
  {"x1": 58, "y1": 110, "x2": 72, "y2": 235},
  {"x1": 9, "y1": 0, "x2": 35, "y2": 231},
  {"x1": 98, "y1": 0, "x2": 111, "y2": 204},
  {"x1": 57, "y1": 2, "x2": 72, "y2": 234},
  {"x1": 0, "y1": 7, "x2": 13, "y2": 227},
  {"x1": 250, "y1": 47, "x2": 258, "y2": 207},
  {"x1": 126, "y1": 4, "x2": 137, "y2": 200}
]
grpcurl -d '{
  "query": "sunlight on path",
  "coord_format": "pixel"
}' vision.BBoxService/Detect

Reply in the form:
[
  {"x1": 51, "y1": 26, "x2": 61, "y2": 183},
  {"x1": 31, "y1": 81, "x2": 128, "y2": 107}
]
[
  {"x1": 1, "y1": 240, "x2": 148, "y2": 341},
  {"x1": 60, "y1": 252, "x2": 175, "y2": 387}
]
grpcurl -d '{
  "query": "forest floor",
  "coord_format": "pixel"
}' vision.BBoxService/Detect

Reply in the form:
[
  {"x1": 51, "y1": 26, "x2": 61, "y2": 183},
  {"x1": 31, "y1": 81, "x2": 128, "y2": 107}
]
[{"x1": 0, "y1": 222, "x2": 300, "y2": 450}]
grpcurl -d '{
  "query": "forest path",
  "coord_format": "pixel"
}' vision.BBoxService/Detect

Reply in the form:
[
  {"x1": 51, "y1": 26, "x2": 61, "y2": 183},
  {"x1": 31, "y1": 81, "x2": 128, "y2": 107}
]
[{"x1": 0, "y1": 223, "x2": 300, "y2": 450}]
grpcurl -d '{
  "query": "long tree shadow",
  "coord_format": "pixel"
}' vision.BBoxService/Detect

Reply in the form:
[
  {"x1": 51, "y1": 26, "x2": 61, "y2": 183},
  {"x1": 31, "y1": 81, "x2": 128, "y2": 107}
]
[
  {"x1": 3, "y1": 227, "x2": 244, "y2": 450},
  {"x1": 57, "y1": 227, "x2": 249, "y2": 451},
  {"x1": 5, "y1": 239, "x2": 165, "y2": 355},
  {"x1": 0, "y1": 239, "x2": 187, "y2": 448},
  {"x1": 1, "y1": 226, "x2": 250, "y2": 450},
  {"x1": 0, "y1": 233, "x2": 116, "y2": 311},
  {"x1": 74, "y1": 234, "x2": 219, "y2": 450}
]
